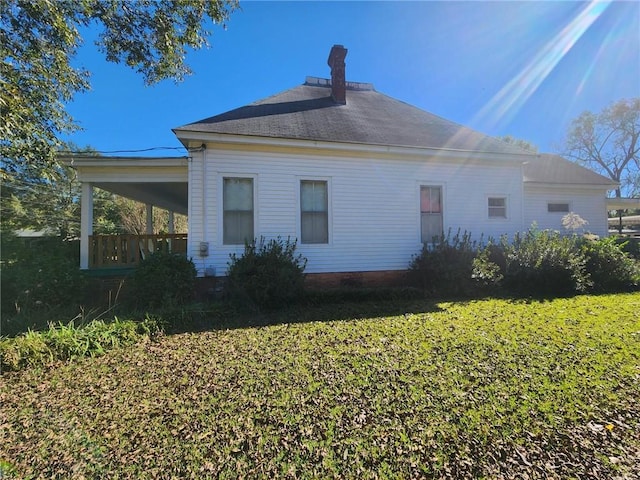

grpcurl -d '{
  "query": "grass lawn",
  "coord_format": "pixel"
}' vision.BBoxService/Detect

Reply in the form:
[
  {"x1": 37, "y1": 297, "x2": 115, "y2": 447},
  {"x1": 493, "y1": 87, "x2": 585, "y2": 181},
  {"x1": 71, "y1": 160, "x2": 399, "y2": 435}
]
[{"x1": 1, "y1": 293, "x2": 639, "y2": 479}]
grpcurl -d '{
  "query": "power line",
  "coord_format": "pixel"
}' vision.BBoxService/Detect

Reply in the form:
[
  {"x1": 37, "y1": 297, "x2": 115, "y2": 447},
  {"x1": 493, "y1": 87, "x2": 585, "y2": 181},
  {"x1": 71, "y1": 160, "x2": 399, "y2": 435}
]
[{"x1": 58, "y1": 145, "x2": 204, "y2": 155}]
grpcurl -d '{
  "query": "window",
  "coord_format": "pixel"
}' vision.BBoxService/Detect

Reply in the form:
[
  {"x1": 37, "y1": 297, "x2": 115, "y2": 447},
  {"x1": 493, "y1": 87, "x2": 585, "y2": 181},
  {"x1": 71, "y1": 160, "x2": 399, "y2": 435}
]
[
  {"x1": 488, "y1": 197, "x2": 507, "y2": 218},
  {"x1": 421, "y1": 186, "x2": 443, "y2": 242},
  {"x1": 548, "y1": 203, "x2": 569, "y2": 213},
  {"x1": 300, "y1": 180, "x2": 328, "y2": 244},
  {"x1": 223, "y1": 177, "x2": 254, "y2": 244}
]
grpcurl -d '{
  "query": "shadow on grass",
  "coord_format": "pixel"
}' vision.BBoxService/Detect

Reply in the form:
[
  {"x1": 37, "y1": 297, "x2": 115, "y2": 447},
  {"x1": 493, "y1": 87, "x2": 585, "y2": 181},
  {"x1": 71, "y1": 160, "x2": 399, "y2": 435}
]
[
  {"x1": 158, "y1": 287, "x2": 450, "y2": 335},
  {"x1": 2, "y1": 288, "x2": 443, "y2": 338},
  {"x1": 7, "y1": 286, "x2": 635, "y2": 338},
  {"x1": 0, "y1": 304, "x2": 111, "y2": 338}
]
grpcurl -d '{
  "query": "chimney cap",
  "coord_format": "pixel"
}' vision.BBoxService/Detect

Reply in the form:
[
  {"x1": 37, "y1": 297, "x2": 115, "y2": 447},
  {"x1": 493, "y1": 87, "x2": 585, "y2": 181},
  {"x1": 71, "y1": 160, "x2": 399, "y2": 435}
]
[{"x1": 328, "y1": 44, "x2": 348, "y2": 67}]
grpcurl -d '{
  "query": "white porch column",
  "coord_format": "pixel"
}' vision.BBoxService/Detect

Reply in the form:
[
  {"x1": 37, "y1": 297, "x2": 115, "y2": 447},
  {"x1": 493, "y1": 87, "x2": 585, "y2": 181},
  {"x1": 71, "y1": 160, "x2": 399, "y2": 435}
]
[
  {"x1": 168, "y1": 211, "x2": 175, "y2": 234},
  {"x1": 146, "y1": 203, "x2": 153, "y2": 234},
  {"x1": 80, "y1": 182, "x2": 93, "y2": 269}
]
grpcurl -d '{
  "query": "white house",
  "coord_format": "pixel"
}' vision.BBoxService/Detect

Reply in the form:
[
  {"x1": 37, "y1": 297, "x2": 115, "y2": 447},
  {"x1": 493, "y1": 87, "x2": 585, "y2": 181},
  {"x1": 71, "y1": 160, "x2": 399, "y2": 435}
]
[{"x1": 70, "y1": 45, "x2": 616, "y2": 286}]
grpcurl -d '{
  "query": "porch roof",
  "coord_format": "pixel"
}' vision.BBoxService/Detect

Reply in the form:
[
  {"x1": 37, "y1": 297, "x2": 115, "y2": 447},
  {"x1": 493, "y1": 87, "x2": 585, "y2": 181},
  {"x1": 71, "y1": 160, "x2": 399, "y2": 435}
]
[
  {"x1": 64, "y1": 155, "x2": 188, "y2": 215},
  {"x1": 92, "y1": 182, "x2": 188, "y2": 215},
  {"x1": 606, "y1": 197, "x2": 640, "y2": 211}
]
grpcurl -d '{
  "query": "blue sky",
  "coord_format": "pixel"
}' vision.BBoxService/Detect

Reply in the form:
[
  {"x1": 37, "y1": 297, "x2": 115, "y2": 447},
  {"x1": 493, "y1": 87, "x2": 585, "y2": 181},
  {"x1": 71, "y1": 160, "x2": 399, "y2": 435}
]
[{"x1": 63, "y1": 1, "x2": 640, "y2": 155}]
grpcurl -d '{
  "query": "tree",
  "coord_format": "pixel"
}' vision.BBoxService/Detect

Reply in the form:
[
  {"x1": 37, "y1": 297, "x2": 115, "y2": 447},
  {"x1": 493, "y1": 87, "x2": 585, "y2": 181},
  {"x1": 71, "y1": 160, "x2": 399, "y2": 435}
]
[
  {"x1": 1, "y1": 144, "x2": 120, "y2": 239},
  {"x1": 1, "y1": 145, "x2": 187, "y2": 239},
  {"x1": 563, "y1": 98, "x2": 640, "y2": 198},
  {"x1": 113, "y1": 196, "x2": 188, "y2": 235},
  {"x1": 498, "y1": 135, "x2": 538, "y2": 153},
  {"x1": 0, "y1": 0, "x2": 238, "y2": 174}
]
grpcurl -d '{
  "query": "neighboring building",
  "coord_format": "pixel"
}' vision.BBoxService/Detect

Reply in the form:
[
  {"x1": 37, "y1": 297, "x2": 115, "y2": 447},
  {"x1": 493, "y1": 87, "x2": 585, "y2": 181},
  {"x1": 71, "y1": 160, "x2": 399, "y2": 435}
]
[
  {"x1": 70, "y1": 45, "x2": 616, "y2": 285},
  {"x1": 14, "y1": 229, "x2": 56, "y2": 239}
]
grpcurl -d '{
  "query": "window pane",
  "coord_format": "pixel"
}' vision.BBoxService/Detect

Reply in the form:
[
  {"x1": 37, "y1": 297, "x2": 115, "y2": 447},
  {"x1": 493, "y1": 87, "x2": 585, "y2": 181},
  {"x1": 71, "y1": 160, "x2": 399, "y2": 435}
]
[
  {"x1": 487, "y1": 197, "x2": 507, "y2": 218},
  {"x1": 224, "y1": 178, "x2": 253, "y2": 211},
  {"x1": 548, "y1": 203, "x2": 569, "y2": 213},
  {"x1": 301, "y1": 181, "x2": 328, "y2": 212},
  {"x1": 421, "y1": 213, "x2": 443, "y2": 242},
  {"x1": 421, "y1": 186, "x2": 443, "y2": 242},
  {"x1": 488, "y1": 208, "x2": 506, "y2": 218},
  {"x1": 488, "y1": 197, "x2": 507, "y2": 218},
  {"x1": 421, "y1": 186, "x2": 441, "y2": 213},
  {"x1": 301, "y1": 180, "x2": 328, "y2": 244},
  {"x1": 223, "y1": 178, "x2": 254, "y2": 244},
  {"x1": 430, "y1": 188, "x2": 441, "y2": 213},
  {"x1": 301, "y1": 212, "x2": 329, "y2": 244},
  {"x1": 223, "y1": 211, "x2": 254, "y2": 244}
]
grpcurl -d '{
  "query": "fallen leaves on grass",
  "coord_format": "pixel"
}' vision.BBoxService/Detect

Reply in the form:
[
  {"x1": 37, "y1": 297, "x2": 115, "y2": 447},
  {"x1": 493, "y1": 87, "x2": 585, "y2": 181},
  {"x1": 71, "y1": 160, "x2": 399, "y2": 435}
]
[{"x1": 1, "y1": 293, "x2": 639, "y2": 479}]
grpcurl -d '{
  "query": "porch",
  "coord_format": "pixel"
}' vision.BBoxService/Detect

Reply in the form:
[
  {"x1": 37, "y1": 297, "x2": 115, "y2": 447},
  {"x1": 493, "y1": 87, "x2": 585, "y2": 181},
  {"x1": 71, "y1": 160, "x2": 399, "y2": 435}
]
[
  {"x1": 65, "y1": 155, "x2": 190, "y2": 270},
  {"x1": 88, "y1": 233, "x2": 188, "y2": 269}
]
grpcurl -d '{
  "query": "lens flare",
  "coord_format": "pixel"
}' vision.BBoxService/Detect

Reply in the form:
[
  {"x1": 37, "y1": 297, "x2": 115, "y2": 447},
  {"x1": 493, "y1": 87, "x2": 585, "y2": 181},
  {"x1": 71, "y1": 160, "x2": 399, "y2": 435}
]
[{"x1": 475, "y1": 1, "x2": 611, "y2": 131}]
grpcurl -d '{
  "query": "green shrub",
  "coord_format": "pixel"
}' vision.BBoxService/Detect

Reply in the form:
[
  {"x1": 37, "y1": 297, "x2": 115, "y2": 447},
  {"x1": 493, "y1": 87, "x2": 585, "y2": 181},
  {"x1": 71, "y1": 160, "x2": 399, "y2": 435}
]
[
  {"x1": 130, "y1": 251, "x2": 197, "y2": 309},
  {"x1": 1, "y1": 238, "x2": 87, "y2": 316},
  {"x1": 582, "y1": 237, "x2": 640, "y2": 292},
  {"x1": 472, "y1": 242, "x2": 504, "y2": 289},
  {"x1": 226, "y1": 237, "x2": 307, "y2": 310},
  {"x1": 0, "y1": 317, "x2": 161, "y2": 372},
  {"x1": 614, "y1": 236, "x2": 640, "y2": 259},
  {"x1": 409, "y1": 230, "x2": 480, "y2": 297},
  {"x1": 501, "y1": 228, "x2": 590, "y2": 295}
]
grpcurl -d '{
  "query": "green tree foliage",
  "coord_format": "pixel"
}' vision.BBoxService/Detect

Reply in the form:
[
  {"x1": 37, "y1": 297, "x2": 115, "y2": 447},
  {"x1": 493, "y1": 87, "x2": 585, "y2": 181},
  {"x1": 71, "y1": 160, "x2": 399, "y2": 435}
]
[
  {"x1": 498, "y1": 135, "x2": 539, "y2": 153},
  {"x1": 563, "y1": 98, "x2": 640, "y2": 198},
  {"x1": 1, "y1": 145, "x2": 120, "y2": 238},
  {"x1": 113, "y1": 197, "x2": 188, "y2": 235},
  {"x1": 0, "y1": 236, "x2": 87, "y2": 317},
  {"x1": 0, "y1": 0, "x2": 238, "y2": 174},
  {"x1": 2, "y1": 141, "x2": 187, "y2": 239}
]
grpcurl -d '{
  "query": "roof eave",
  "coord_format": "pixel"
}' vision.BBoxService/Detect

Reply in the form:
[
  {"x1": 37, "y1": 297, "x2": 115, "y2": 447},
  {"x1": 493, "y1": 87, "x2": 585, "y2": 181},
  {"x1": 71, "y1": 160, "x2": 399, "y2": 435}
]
[
  {"x1": 60, "y1": 155, "x2": 188, "y2": 168},
  {"x1": 606, "y1": 197, "x2": 640, "y2": 210},
  {"x1": 524, "y1": 180, "x2": 618, "y2": 189},
  {"x1": 173, "y1": 130, "x2": 535, "y2": 162}
]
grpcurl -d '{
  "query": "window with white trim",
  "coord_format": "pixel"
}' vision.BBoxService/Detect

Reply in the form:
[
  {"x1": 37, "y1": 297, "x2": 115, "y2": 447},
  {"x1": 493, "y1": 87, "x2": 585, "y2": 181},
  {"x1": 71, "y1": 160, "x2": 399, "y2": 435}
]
[
  {"x1": 300, "y1": 180, "x2": 328, "y2": 244},
  {"x1": 548, "y1": 202, "x2": 569, "y2": 213},
  {"x1": 223, "y1": 177, "x2": 254, "y2": 244},
  {"x1": 488, "y1": 197, "x2": 507, "y2": 218},
  {"x1": 421, "y1": 185, "x2": 443, "y2": 243}
]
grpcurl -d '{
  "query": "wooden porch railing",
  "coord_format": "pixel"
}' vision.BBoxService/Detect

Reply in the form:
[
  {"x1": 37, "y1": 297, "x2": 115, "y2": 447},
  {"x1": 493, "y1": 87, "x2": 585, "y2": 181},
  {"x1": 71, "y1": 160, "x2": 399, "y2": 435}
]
[{"x1": 89, "y1": 234, "x2": 188, "y2": 268}]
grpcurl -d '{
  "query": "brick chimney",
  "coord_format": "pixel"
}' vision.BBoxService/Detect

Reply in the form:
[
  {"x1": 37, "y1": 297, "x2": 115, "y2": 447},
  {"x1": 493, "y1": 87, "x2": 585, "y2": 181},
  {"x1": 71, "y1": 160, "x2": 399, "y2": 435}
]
[{"x1": 327, "y1": 44, "x2": 347, "y2": 104}]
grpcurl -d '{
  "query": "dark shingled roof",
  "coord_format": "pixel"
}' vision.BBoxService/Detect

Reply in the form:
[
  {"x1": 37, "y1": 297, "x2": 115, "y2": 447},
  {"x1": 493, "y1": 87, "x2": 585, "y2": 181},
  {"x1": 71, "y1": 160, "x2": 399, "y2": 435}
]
[
  {"x1": 524, "y1": 154, "x2": 617, "y2": 187},
  {"x1": 174, "y1": 79, "x2": 530, "y2": 155}
]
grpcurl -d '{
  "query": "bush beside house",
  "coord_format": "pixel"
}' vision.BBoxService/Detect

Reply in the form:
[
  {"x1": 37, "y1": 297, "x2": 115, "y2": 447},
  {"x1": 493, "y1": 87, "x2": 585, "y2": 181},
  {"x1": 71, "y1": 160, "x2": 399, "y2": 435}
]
[
  {"x1": 1, "y1": 228, "x2": 638, "y2": 373},
  {"x1": 498, "y1": 229, "x2": 591, "y2": 295},
  {"x1": 408, "y1": 230, "x2": 480, "y2": 297},
  {"x1": 130, "y1": 251, "x2": 197, "y2": 309},
  {"x1": 410, "y1": 227, "x2": 639, "y2": 297},
  {"x1": 225, "y1": 237, "x2": 307, "y2": 310}
]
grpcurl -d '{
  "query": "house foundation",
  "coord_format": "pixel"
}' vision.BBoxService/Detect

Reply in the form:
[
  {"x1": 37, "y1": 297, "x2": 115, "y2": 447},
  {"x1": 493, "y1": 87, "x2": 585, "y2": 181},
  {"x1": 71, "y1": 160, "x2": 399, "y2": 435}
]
[{"x1": 304, "y1": 270, "x2": 409, "y2": 289}]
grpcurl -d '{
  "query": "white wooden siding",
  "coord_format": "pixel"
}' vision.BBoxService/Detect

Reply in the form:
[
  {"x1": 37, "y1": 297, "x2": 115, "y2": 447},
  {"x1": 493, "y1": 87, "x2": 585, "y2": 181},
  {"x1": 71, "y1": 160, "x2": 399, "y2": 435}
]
[
  {"x1": 189, "y1": 149, "x2": 526, "y2": 276},
  {"x1": 523, "y1": 185, "x2": 609, "y2": 237},
  {"x1": 187, "y1": 149, "x2": 207, "y2": 274}
]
